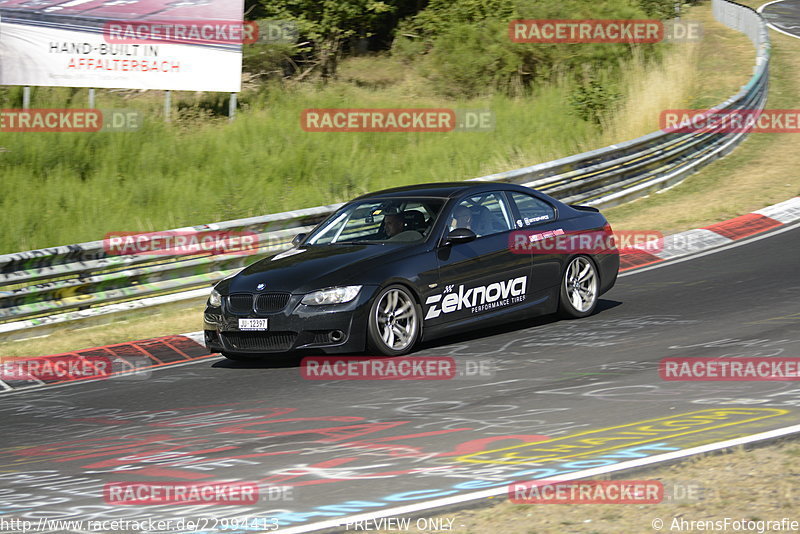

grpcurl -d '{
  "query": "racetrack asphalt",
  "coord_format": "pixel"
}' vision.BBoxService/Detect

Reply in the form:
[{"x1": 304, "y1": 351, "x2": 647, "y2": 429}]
[
  {"x1": 761, "y1": 0, "x2": 800, "y2": 38},
  {"x1": 0, "y1": 222, "x2": 798, "y2": 533}
]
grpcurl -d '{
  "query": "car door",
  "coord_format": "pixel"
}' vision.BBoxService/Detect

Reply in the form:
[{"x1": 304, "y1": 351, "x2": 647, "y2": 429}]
[
  {"x1": 424, "y1": 191, "x2": 533, "y2": 327},
  {"x1": 506, "y1": 191, "x2": 563, "y2": 295}
]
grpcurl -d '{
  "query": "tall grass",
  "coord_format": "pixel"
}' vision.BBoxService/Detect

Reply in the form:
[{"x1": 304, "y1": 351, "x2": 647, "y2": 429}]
[
  {"x1": 600, "y1": 42, "x2": 700, "y2": 144},
  {"x1": 1, "y1": 41, "x2": 698, "y2": 253}
]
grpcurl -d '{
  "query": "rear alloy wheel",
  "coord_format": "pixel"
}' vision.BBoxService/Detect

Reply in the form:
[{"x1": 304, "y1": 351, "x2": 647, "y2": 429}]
[
  {"x1": 367, "y1": 285, "x2": 420, "y2": 356},
  {"x1": 558, "y1": 256, "x2": 599, "y2": 318}
]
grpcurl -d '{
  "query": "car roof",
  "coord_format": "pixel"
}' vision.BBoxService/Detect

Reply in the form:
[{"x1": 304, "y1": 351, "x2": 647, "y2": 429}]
[{"x1": 351, "y1": 181, "x2": 533, "y2": 200}]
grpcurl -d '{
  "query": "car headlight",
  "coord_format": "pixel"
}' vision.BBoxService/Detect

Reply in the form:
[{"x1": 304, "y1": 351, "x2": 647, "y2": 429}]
[
  {"x1": 301, "y1": 285, "x2": 362, "y2": 306},
  {"x1": 208, "y1": 289, "x2": 222, "y2": 307}
]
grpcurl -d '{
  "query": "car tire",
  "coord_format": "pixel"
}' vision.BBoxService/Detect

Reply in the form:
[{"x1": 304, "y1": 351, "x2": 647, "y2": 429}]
[
  {"x1": 366, "y1": 284, "x2": 421, "y2": 356},
  {"x1": 558, "y1": 255, "x2": 599, "y2": 319}
]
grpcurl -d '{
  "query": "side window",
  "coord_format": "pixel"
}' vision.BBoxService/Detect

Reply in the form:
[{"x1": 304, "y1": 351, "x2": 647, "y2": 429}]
[
  {"x1": 510, "y1": 192, "x2": 556, "y2": 228},
  {"x1": 449, "y1": 192, "x2": 512, "y2": 237}
]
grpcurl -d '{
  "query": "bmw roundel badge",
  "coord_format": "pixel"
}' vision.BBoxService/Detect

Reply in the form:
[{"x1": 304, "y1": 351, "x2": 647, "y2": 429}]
[{"x1": 257, "y1": 283, "x2": 266, "y2": 291}]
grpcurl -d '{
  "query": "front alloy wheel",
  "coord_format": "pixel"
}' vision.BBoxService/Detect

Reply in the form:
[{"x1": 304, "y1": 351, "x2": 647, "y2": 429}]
[
  {"x1": 367, "y1": 285, "x2": 420, "y2": 355},
  {"x1": 558, "y1": 255, "x2": 599, "y2": 318}
]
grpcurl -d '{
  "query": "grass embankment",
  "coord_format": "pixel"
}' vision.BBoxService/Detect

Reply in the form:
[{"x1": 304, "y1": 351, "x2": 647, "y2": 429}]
[
  {"x1": 0, "y1": 86, "x2": 591, "y2": 252},
  {"x1": 3, "y1": 22, "x2": 692, "y2": 253},
  {"x1": 0, "y1": 5, "x2": 760, "y2": 356},
  {"x1": 1, "y1": 303, "x2": 204, "y2": 357},
  {"x1": 605, "y1": 0, "x2": 800, "y2": 232}
]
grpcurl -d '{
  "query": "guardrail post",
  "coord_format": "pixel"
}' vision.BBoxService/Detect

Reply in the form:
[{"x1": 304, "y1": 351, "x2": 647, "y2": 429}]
[
  {"x1": 164, "y1": 90, "x2": 171, "y2": 122},
  {"x1": 22, "y1": 86, "x2": 30, "y2": 109},
  {"x1": 229, "y1": 93, "x2": 237, "y2": 121}
]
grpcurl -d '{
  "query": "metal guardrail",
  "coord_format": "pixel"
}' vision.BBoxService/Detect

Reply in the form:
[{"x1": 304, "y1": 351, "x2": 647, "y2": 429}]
[{"x1": 0, "y1": 0, "x2": 770, "y2": 338}]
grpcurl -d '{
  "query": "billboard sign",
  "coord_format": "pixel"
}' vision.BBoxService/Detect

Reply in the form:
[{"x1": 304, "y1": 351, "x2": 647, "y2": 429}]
[{"x1": 0, "y1": 0, "x2": 243, "y2": 92}]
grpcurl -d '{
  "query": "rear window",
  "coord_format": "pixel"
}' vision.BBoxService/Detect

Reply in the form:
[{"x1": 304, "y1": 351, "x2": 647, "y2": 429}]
[{"x1": 509, "y1": 192, "x2": 556, "y2": 227}]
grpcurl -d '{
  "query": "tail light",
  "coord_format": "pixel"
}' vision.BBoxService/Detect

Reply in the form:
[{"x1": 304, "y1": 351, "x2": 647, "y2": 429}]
[{"x1": 603, "y1": 223, "x2": 617, "y2": 249}]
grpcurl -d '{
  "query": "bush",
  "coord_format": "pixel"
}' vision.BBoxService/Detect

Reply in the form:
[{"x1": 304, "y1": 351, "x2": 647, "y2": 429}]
[
  {"x1": 242, "y1": 42, "x2": 298, "y2": 81},
  {"x1": 638, "y1": 0, "x2": 682, "y2": 18},
  {"x1": 569, "y1": 79, "x2": 622, "y2": 124},
  {"x1": 393, "y1": 0, "x2": 659, "y2": 98},
  {"x1": 421, "y1": 22, "x2": 525, "y2": 98},
  {"x1": 391, "y1": 35, "x2": 428, "y2": 64}
]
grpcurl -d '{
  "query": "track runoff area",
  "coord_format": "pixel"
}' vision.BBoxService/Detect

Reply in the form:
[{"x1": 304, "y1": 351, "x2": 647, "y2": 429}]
[{"x1": 0, "y1": 198, "x2": 797, "y2": 534}]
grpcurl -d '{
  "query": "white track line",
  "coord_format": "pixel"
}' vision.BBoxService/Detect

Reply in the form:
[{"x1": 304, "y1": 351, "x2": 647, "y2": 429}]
[
  {"x1": 758, "y1": 0, "x2": 800, "y2": 39},
  {"x1": 276, "y1": 423, "x2": 800, "y2": 533},
  {"x1": 620, "y1": 220, "x2": 800, "y2": 276}
]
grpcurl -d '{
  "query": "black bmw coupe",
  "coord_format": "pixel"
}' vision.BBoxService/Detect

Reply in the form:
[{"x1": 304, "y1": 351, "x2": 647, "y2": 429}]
[{"x1": 204, "y1": 182, "x2": 619, "y2": 359}]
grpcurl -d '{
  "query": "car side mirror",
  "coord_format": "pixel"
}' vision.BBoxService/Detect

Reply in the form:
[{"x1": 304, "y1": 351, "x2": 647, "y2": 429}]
[
  {"x1": 444, "y1": 228, "x2": 477, "y2": 246},
  {"x1": 292, "y1": 233, "x2": 307, "y2": 247}
]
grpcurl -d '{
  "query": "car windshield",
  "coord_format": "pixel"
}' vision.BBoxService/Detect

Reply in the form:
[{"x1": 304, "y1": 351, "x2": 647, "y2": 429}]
[{"x1": 306, "y1": 198, "x2": 445, "y2": 245}]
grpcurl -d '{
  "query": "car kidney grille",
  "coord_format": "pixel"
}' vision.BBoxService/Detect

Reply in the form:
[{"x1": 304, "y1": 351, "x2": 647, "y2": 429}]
[
  {"x1": 222, "y1": 332, "x2": 296, "y2": 352},
  {"x1": 228, "y1": 294, "x2": 254, "y2": 314},
  {"x1": 255, "y1": 293, "x2": 291, "y2": 313}
]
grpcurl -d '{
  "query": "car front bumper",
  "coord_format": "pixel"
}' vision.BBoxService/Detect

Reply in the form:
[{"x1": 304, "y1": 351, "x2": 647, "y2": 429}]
[{"x1": 203, "y1": 288, "x2": 376, "y2": 356}]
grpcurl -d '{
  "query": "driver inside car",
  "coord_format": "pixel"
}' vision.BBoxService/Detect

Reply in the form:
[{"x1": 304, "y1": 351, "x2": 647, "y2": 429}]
[
  {"x1": 384, "y1": 212, "x2": 405, "y2": 237},
  {"x1": 450, "y1": 204, "x2": 473, "y2": 231}
]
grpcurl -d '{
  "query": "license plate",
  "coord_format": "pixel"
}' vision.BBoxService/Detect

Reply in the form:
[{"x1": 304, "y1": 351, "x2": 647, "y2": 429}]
[{"x1": 239, "y1": 318, "x2": 268, "y2": 331}]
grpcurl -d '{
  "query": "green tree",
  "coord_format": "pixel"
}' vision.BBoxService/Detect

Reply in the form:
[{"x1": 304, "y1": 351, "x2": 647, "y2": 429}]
[
  {"x1": 248, "y1": 0, "x2": 395, "y2": 80},
  {"x1": 394, "y1": 0, "x2": 654, "y2": 98}
]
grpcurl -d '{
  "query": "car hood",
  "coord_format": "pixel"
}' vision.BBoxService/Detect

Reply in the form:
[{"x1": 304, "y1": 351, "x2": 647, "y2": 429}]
[{"x1": 218, "y1": 244, "x2": 394, "y2": 294}]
